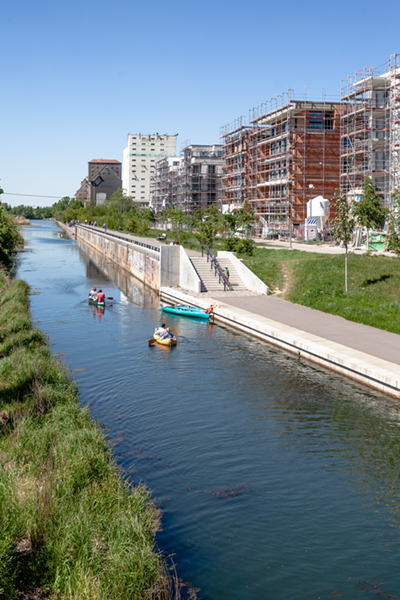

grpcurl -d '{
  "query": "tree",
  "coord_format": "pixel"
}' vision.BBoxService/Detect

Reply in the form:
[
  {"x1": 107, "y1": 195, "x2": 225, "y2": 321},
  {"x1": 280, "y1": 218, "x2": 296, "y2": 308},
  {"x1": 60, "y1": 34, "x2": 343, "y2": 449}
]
[
  {"x1": 385, "y1": 187, "x2": 400, "y2": 254},
  {"x1": 352, "y1": 177, "x2": 387, "y2": 250},
  {"x1": 331, "y1": 191, "x2": 355, "y2": 294},
  {"x1": 195, "y1": 205, "x2": 223, "y2": 248},
  {"x1": 0, "y1": 204, "x2": 23, "y2": 267}
]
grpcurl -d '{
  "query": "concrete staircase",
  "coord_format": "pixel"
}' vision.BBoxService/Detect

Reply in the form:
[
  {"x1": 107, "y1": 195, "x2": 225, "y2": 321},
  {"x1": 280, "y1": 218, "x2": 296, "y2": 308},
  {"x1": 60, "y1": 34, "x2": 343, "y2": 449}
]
[{"x1": 190, "y1": 256, "x2": 248, "y2": 293}]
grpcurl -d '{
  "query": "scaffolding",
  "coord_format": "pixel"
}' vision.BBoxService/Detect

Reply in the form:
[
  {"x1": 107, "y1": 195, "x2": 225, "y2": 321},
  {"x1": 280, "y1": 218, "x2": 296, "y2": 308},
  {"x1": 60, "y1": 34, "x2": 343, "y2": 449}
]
[
  {"x1": 178, "y1": 145, "x2": 224, "y2": 214},
  {"x1": 151, "y1": 146, "x2": 224, "y2": 214},
  {"x1": 221, "y1": 91, "x2": 342, "y2": 233},
  {"x1": 340, "y1": 54, "x2": 400, "y2": 206},
  {"x1": 219, "y1": 117, "x2": 251, "y2": 211}
]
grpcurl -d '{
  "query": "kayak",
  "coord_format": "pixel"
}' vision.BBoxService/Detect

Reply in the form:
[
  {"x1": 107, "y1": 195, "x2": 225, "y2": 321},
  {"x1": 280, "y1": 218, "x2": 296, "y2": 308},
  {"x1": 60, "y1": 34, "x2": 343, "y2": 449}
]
[
  {"x1": 153, "y1": 332, "x2": 177, "y2": 346},
  {"x1": 88, "y1": 298, "x2": 106, "y2": 307},
  {"x1": 162, "y1": 304, "x2": 210, "y2": 320}
]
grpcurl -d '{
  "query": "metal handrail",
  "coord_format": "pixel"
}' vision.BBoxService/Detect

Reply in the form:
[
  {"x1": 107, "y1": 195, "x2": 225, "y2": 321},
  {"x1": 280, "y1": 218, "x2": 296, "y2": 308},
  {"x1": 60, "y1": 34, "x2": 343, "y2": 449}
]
[
  {"x1": 77, "y1": 224, "x2": 161, "y2": 253},
  {"x1": 201, "y1": 245, "x2": 232, "y2": 291}
]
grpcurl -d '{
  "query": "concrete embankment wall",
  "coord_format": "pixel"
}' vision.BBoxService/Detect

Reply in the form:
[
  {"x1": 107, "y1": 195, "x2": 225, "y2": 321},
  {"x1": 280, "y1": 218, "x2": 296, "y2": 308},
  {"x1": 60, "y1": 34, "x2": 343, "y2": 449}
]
[
  {"x1": 76, "y1": 225, "x2": 160, "y2": 291},
  {"x1": 160, "y1": 287, "x2": 400, "y2": 400}
]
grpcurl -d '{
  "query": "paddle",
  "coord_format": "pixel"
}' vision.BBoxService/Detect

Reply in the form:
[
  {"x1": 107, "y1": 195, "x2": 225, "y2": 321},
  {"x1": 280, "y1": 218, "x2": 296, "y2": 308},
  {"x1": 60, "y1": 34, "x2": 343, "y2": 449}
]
[
  {"x1": 170, "y1": 329, "x2": 180, "y2": 333},
  {"x1": 107, "y1": 297, "x2": 114, "y2": 300}
]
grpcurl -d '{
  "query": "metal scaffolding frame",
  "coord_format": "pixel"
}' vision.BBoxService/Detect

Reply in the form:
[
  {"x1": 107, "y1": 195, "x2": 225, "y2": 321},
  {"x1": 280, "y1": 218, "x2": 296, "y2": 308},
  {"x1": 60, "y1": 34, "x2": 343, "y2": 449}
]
[
  {"x1": 340, "y1": 54, "x2": 400, "y2": 206},
  {"x1": 221, "y1": 92, "x2": 342, "y2": 233}
]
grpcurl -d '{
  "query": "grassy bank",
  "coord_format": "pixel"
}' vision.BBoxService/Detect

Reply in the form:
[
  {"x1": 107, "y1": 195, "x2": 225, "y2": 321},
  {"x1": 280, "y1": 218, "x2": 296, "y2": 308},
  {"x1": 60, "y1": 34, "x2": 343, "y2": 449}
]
[
  {"x1": 244, "y1": 248, "x2": 400, "y2": 334},
  {"x1": 0, "y1": 270, "x2": 179, "y2": 599}
]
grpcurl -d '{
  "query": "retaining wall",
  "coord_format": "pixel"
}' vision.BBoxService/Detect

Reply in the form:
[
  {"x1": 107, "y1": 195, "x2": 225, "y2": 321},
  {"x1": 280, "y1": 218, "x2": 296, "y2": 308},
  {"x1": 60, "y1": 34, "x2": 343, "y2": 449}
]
[
  {"x1": 160, "y1": 287, "x2": 400, "y2": 400},
  {"x1": 76, "y1": 225, "x2": 160, "y2": 291}
]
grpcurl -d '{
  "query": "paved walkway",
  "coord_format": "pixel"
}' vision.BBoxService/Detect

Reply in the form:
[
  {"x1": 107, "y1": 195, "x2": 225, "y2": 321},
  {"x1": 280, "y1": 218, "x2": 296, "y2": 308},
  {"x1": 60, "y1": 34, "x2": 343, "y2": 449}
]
[
  {"x1": 161, "y1": 286, "x2": 400, "y2": 398},
  {"x1": 251, "y1": 238, "x2": 398, "y2": 257},
  {"x1": 216, "y1": 294, "x2": 400, "y2": 366}
]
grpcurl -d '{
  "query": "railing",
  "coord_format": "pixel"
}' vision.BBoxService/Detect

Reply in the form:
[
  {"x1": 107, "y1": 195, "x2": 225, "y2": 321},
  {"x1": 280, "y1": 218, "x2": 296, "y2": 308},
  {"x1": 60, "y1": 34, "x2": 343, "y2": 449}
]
[
  {"x1": 201, "y1": 245, "x2": 232, "y2": 291},
  {"x1": 76, "y1": 224, "x2": 160, "y2": 253}
]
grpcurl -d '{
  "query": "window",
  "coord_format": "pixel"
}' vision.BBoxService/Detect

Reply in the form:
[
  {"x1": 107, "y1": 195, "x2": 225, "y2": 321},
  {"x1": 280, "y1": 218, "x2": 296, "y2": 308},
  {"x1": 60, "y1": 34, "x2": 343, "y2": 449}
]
[{"x1": 309, "y1": 118, "x2": 323, "y2": 130}]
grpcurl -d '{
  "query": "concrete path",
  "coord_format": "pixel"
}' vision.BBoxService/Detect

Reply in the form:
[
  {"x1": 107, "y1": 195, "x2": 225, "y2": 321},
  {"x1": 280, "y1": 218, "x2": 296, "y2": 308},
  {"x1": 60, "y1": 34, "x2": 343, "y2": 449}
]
[
  {"x1": 252, "y1": 238, "x2": 397, "y2": 257},
  {"x1": 160, "y1": 286, "x2": 400, "y2": 399},
  {"x1": 217, "y1": 295, "x2": 400, "y2": 366}
]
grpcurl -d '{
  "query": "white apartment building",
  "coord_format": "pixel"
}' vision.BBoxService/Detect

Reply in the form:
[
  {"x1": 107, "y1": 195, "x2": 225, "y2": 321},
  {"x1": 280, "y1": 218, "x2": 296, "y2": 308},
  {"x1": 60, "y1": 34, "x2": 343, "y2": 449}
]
[{"x1": 122, "y1": 133, "x2": 178, "y2": 205}]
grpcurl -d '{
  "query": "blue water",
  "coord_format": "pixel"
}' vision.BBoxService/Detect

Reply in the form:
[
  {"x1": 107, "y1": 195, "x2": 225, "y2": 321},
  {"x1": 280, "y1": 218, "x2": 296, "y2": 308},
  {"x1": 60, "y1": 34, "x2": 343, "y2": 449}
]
[{"x1": 16, "y1": 221, "x2": 400, "y2": 599}]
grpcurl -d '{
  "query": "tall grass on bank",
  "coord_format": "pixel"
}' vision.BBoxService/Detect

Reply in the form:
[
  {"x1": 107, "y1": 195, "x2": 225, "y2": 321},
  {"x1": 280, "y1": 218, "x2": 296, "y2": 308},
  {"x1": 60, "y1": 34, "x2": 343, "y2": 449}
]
[
  {"x1": 244, "y1": 248, "x2": 400, "y2": 334},
  {"x1": 0, "y1": 270, "x2": 182, "y2": 599}
]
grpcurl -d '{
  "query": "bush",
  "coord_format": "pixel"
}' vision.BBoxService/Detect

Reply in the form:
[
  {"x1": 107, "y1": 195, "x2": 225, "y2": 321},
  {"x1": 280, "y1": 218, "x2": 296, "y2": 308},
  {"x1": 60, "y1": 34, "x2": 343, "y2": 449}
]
[
  {"x1": 0, "y1": 205, "x2": 22, "y2": 267},
  {"x1": 222, "y1": 237, "x2": 255, "y2": 256}
]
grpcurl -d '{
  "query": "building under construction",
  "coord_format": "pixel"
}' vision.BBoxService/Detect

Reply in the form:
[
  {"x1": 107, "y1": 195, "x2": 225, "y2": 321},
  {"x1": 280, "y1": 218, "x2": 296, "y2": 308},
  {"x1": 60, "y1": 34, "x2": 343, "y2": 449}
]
[
  {"x1": 150, "y1": 156, "x2": 182, "y2": 212},
  {"x1": 340, "y1": 54, "x2": 400, "y2": 206},
  {"x1": 221, "y1": 91, "x2": 342, "y2": 234},
  {"x1": 151, "y1": 144, "x2": 224, "y2": 213}
]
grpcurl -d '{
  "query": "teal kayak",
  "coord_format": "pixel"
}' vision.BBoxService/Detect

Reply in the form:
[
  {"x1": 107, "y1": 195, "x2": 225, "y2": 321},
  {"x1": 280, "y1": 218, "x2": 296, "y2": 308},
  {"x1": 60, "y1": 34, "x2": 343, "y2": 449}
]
[{"x1": 162, "y1": 304, "x2": 210, "y2": 319}]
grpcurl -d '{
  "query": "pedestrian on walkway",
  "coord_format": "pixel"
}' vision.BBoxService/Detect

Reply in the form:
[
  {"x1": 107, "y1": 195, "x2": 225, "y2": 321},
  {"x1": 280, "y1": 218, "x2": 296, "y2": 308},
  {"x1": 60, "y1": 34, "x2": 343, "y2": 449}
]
[{"x1": 224, "y1": 265, "x2": 230, "y2": 284}]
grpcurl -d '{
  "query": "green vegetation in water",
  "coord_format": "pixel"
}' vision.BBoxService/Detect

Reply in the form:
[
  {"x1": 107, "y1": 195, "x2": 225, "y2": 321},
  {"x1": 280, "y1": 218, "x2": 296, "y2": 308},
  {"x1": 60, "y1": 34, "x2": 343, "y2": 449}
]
[
  {"x1": 244, "y1": 248, "x2": 400, "y2": 334},
  {"x1": 0, "y1": 270, "x2": 182, "y2": 599}
]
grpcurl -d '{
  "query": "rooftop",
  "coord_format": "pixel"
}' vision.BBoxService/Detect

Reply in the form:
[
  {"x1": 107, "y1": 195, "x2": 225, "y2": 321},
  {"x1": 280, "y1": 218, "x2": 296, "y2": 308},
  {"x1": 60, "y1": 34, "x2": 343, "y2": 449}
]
[{"x1": 89, "y1": 159, "x2": 121, "y2": 164}]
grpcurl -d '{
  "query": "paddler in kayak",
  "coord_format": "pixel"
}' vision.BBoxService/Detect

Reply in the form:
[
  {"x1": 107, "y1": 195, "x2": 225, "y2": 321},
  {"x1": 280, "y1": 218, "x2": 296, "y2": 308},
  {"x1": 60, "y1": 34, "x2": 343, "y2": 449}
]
[
  {"x1": 96, "y1": 289, "x2": 105, "y2": 303},
  {"x1": 155, "y1": 323, "x2": 167, "y2": 336},
  {"x1": 161, "y1": 327, "x2": 174, "y2": 340},
  {"x1": 89, "y1": 287, "x2": 97, "y2": 300}
]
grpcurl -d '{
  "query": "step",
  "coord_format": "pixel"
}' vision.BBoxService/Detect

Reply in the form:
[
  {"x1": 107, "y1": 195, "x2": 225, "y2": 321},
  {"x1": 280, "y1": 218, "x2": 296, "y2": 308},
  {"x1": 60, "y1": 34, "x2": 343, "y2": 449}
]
[{"x1": 189, "y1": 256, "x2": 248, "y2": 292}]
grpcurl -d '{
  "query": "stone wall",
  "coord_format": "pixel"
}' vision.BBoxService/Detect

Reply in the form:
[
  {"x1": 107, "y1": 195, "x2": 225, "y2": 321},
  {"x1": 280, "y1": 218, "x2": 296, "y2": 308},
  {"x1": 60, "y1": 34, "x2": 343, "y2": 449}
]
[{"x1": 76, "y1": 225, "x2": 160, "y2": 291}]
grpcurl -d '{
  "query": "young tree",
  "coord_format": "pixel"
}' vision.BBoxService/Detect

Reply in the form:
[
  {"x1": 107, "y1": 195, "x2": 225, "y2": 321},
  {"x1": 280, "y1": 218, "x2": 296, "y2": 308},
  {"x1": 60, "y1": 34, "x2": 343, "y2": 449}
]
[
  {"x1": 196, "y1": 205, "x2": 223, "y2": 248},
  {"x1": 386, "y1": 187, "x2": 400, "y2": 254},
  {"x1": 331, "y1": 191, "x2": 355, "y2": 294},
  {"x1": 352, "y1": 177, "x2": 387, "y2": 250}
]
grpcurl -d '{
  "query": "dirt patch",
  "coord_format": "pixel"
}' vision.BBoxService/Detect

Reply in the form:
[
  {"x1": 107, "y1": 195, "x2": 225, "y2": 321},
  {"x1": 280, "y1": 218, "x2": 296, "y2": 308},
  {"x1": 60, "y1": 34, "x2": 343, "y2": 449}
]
[{"x1": 273, "y1": 262, "x2": 291, "y2": 297}]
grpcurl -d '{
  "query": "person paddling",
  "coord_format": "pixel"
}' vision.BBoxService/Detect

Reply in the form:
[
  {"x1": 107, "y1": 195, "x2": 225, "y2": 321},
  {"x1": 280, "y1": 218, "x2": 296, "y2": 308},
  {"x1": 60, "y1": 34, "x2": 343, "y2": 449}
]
[
  {"x1": 155, "y1": 323, "x2": 167, "y2": 337},
  {"x1": 89, "y1": 287, "x2": 97, "y2": 300},
  {"x1": 96, "y1": 289, "x2": 105, "y2": 303}
]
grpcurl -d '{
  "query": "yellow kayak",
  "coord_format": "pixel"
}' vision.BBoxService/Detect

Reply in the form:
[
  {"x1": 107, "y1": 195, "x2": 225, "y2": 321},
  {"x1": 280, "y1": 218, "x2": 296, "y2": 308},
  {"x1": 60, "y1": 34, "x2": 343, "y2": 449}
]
[{"x1": 153, "y1": 332, "x2": 177, "y2": 346}]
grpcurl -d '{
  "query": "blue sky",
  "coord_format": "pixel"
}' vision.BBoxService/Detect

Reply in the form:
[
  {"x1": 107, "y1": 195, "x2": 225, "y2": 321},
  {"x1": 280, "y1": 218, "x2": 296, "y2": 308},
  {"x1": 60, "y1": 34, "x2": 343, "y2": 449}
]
[{"x1": 1, "y1": 0, "x2": 399, "y2": 206}]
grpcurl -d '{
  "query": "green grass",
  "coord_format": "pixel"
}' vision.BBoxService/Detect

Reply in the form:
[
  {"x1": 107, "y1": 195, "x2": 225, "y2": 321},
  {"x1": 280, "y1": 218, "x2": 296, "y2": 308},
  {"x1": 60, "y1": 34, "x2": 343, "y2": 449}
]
[
  {"x1": 0, "y1": 271, "x2": 181, "y2": 599},
  {"x1": 244, "y1": 248, "x2": 400, "y2": 334}
]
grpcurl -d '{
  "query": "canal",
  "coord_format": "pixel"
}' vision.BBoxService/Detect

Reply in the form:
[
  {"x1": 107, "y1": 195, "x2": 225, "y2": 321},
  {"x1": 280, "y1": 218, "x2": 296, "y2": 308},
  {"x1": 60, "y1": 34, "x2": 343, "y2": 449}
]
[{"x1": 16, "y1": 220, "x2": 400, "y2": 599}]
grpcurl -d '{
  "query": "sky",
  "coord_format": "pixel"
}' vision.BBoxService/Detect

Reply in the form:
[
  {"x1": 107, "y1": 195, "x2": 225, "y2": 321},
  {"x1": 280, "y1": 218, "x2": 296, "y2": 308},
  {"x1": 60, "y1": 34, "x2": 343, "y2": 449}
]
[{"x1": 1, "y1": 0, "x2": 399, "y2": 207}]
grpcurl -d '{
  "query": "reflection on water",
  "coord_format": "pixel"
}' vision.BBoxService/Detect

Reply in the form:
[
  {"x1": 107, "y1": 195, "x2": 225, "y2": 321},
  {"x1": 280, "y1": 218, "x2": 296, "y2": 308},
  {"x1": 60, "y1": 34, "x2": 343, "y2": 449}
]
[
  {"x1": 77, "y1": 240, "x2": 159, "y2": 309},
  {"x1": 16, "y1": 221, "x2": 400, "y2": 600}
]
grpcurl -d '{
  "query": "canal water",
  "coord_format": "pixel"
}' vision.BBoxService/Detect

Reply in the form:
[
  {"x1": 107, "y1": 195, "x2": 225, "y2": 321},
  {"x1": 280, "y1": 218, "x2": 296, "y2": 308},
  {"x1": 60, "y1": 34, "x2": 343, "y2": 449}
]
[{"x1": 16, "y1": 221, "x2": 400, "y2": 599}]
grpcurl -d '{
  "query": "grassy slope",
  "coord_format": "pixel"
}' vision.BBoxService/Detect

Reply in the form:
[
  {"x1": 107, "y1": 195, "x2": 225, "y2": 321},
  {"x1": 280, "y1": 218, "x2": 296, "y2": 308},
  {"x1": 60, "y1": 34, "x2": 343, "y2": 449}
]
[
  {"x1": 244, "y1": 248, "x2": 400, "y2": 334},
  {"x1": 0, "y1": 271, "x2": 178, "y2": 599}
]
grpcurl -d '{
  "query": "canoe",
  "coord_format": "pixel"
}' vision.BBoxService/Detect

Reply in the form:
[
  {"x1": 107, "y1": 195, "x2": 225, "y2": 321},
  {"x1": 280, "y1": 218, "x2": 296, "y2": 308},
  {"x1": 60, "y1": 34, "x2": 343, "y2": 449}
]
[
  {"x1": 153, "y1": 332, "x2": 177, "y2": 346},
  {"x1": 162, "y1": 304, "x2": 209, "y2": 320},
  {"x1": 88, "y1": 298, "x2": 106, "y2": 307}
]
